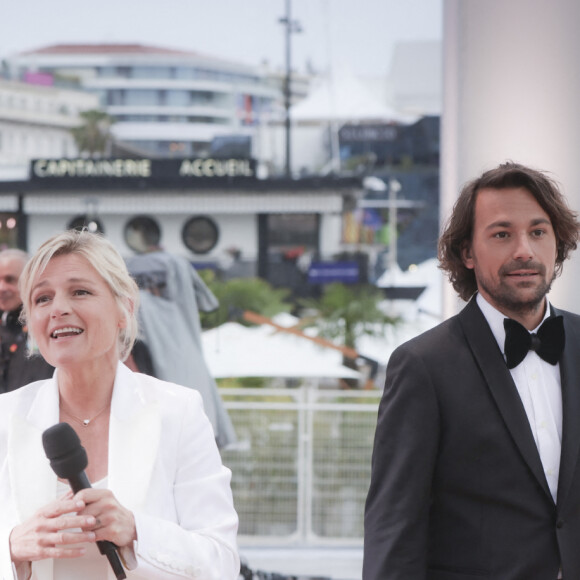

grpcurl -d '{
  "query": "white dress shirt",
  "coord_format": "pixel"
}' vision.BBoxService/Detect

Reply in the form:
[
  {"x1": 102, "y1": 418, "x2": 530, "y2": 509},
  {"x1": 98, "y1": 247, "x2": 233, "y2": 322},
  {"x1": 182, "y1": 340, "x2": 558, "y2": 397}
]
[{"x1": 477, "y1": 293, "x2": 562, "y2": 503}]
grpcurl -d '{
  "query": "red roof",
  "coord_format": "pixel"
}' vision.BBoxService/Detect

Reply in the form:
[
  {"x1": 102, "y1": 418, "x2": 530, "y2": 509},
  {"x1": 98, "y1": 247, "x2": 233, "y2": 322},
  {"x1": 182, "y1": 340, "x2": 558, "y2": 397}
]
[{"x1": 20, "y1": 43, "x2": 197, "y2": 57}]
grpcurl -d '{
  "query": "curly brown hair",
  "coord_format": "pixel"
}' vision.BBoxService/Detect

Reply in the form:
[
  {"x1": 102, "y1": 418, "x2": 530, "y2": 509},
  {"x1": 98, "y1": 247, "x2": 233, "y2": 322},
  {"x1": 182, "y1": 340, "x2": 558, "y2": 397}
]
[{"x1": 438, "y1": 162, "x2": 580, "y2": 301}]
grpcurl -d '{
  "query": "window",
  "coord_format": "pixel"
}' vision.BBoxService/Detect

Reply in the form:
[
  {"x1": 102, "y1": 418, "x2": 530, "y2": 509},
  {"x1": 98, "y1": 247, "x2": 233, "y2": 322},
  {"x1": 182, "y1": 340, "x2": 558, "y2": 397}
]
[
  {"x1": 98, "y1": 67, "x2": 117, "y2": 78},
  {"x1": 174, "y1": 67, "x2": 195, "y2": 80},
  {"x1": 132, "y1": 66, "x2": 172, "y2": 79},
  {"x1": 267, "y1": 214, "x2": 319, "y2": 259},
  {"x1": 191, "y1": 91, "x2": 214, "y2": 105},
  {"x1": 107, "y1": 90, "x2": 124, "y2": 106},
  {"x1": 165, "y1": 90, "x2": 191, "y2": 107},
  {"x1": 125, "y1": 90, "x2": 160, "y2": 107},
  {"x1": 125, "y1": 215, "x2": 161, "y2": 253},
  {"x1": 68, "y1": 215, "x2": 105, "y2": 234},
  {"x1": 182, "y1": 216, "x2": 219, "y2": 254},
  {"x1": 0, "y1": 214, "x2": 19, "y2": 247}
]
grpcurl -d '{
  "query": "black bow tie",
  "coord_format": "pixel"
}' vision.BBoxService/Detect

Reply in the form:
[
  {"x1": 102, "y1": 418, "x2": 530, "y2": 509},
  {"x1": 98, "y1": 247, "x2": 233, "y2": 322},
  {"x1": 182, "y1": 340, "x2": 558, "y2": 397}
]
[{"x1": 503, "y1": 316, "x2": 565, "y2": 369}]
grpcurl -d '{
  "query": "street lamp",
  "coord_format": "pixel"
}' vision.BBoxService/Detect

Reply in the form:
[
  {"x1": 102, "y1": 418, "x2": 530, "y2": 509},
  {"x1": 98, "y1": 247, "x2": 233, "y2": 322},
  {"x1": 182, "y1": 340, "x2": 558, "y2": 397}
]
[{"x1": 279, "y1": 0, "x2": 302, "y2": 177}]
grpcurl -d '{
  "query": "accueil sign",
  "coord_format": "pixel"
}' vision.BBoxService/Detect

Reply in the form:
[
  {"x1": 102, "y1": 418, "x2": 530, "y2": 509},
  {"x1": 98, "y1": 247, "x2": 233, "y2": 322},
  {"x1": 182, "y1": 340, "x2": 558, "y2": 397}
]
[
  {"x1": 178, "y1": 158, "x2": 254, "y2": 177},
  {"x1": 31, "y1": 158, "x2": 255, "y2": 180}
]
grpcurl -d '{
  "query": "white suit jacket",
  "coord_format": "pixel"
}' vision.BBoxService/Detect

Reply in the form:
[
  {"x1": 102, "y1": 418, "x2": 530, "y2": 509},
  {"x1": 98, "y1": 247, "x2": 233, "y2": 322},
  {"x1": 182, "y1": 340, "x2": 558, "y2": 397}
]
[{"x1": 0, "y1": 362, "x2": 239, "y2": 580}]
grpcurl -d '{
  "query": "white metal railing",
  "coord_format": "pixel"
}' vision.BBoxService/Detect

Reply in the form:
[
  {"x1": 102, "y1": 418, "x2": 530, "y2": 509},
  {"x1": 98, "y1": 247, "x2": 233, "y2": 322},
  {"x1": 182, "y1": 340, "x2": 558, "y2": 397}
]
[{"x1": 219, "y1": 387, "x2": 381, "y2": 546}]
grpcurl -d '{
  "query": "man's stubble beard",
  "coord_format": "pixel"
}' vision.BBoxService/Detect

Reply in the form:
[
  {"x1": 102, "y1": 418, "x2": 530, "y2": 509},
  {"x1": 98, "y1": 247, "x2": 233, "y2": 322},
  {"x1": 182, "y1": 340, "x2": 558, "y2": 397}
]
[{"x1": 476, "y1": 262, "x2": 555, "y2": 318}]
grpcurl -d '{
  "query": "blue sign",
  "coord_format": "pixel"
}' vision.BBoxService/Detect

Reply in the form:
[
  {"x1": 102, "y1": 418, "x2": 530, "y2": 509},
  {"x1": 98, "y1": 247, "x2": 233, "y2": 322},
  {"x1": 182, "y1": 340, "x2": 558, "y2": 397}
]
[{"x1": 308, "y1": 261, "x2": 360, "y2": 284}]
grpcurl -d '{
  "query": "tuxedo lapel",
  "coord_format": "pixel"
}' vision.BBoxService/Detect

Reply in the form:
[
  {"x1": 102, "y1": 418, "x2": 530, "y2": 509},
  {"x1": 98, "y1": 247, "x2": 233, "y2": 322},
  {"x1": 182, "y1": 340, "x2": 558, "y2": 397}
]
[
  {"x1": 555, "y1": 309, "x2": 580, "y2": 508},
  {"x1": 459, "y1": 299, "x2": 552, "y2": 501},
  {"x1": 108, "y1": 363, "x2": 161, "y2": 513}
]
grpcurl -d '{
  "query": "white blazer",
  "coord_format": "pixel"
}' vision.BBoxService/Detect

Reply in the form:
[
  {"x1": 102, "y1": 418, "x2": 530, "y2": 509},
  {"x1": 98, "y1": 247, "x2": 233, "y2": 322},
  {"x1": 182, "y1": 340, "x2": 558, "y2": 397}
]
[{"x1": 0, "y1": 362, "x2": 239, "y2": 580}]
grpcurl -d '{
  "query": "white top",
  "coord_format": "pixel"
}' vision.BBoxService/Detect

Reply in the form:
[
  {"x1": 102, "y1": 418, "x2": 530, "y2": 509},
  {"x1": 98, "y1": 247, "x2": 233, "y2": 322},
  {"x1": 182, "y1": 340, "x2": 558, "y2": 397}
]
[
  {"x1": 477, "y1": 293, "x2": 562, "y2": 502},
  {"x1": 0, "y1": 362, "x2": 239, "y2": 580},
  {"x1": 53, "y1": 477, "x2": 109, "y2": 579}
]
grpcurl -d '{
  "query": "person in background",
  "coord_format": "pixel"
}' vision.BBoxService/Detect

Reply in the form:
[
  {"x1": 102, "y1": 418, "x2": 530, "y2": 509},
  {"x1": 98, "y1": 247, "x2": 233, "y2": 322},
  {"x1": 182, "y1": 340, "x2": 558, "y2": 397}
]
[
  {"x1": 0, "y1": 230, "x2": 239, "y2": 579},
  {"x1": 0, "y1": 248, "x2": 53, "y2": 393},
  {"x1": 125, "y1": 249, "x2": 236, "y2": 449},
  {"x1": 364, "y1": 162, "x2": 580, "y2": 579}
]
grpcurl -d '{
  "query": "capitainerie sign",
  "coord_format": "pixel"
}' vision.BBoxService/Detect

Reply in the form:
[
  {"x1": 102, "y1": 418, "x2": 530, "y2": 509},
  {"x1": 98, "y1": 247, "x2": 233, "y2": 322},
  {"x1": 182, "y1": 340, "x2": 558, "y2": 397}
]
[{"x1": 30, "y1": 158, "x2": 256, "y2": 180}]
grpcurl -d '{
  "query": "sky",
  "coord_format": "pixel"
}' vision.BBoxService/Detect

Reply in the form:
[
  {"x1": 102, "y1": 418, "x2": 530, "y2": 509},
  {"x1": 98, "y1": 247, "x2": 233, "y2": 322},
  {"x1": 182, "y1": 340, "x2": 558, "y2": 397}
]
[{"x1": 0, "y1": 0, "x2": 443, "y2": 78}]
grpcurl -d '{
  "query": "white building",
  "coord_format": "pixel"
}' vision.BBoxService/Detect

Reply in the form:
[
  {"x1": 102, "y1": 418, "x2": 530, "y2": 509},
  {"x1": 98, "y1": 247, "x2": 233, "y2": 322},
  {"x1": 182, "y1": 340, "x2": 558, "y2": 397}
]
[
  {"x1": 0, "y1": 78, "x2": 98, "y2": 181},
  {"x1": 0, "y1": 162, "x2": 363, "y2": 296},
  {"x1": 5, "y1": 44, "x2": 282, "y2": 164}
]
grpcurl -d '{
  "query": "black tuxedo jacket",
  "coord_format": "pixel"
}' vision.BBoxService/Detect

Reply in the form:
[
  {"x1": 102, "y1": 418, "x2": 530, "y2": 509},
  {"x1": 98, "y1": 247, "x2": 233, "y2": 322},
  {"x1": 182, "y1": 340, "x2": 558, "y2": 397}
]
[{"x1": 363, "y1": 298, "x2": 580, "y2": 580}]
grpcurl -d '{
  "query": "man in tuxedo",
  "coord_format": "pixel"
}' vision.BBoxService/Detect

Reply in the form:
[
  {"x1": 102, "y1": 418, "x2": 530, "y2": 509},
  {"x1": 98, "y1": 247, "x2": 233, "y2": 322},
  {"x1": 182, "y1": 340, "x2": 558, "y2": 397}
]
[
  {"x1": 0, "y1": 249, "x2": 53, "y2": 392},
  {"x1": 363, "y1": 162, "x2": 580, "y2": 580}
]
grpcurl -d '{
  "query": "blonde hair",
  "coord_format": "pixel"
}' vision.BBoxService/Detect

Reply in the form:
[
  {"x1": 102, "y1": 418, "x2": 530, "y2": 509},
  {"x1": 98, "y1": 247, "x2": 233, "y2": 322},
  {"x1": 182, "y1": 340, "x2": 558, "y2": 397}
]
[{"x1": 19, "y1": 230, "x2": 139, "y2": 361}]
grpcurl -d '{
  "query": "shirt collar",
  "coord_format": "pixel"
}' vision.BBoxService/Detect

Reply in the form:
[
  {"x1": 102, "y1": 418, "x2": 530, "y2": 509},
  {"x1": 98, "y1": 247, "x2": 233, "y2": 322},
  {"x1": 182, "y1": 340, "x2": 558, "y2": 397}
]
[{"x1": 475, "y1": 292, "x2": 552, "y2": 356}]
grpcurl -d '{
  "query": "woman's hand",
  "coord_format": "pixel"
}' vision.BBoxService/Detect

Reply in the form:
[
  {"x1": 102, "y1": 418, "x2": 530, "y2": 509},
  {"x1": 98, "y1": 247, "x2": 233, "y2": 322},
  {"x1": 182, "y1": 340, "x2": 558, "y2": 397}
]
[
  {"x1": 75, "y1": 488, "x2": 137, "y2": 549},
  {"x1": 9, "y1": 495, "x2": 97, "y2": 563}
]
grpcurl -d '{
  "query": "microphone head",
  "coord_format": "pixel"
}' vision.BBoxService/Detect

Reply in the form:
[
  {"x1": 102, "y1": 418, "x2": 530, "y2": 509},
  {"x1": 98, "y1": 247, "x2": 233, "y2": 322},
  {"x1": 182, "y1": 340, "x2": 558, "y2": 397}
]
[{"x1": 42, "y1": 422, "x2": 88, "y2": 479}]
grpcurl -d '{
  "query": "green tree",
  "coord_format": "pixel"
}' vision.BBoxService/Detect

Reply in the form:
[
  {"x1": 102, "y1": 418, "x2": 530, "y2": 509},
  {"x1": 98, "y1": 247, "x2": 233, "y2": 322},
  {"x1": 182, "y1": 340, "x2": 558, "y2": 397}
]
[
  {"x1": 198, "y1": 270, "x2": 293, "y2": 329},
  {"x1": 70, "y1": 109, "x2": 116, "y2": 157},
  {"x1": 299, "y1": 283, "x2": 398, "y2": 386}
]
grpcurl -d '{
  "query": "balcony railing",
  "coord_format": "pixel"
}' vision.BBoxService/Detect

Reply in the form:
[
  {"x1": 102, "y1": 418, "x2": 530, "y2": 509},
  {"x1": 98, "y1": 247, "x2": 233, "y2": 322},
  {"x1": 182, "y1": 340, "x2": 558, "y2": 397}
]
[{"x1": 219, "y1": 387, "x2": 381, "y2": 546}]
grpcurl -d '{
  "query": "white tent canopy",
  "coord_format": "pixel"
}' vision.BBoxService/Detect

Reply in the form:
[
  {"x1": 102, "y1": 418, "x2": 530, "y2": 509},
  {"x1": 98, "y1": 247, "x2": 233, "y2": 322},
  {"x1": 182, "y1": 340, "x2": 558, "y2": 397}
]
[
  {"x1": 291, "y1": 69, "x2": 411, "y2": 123},
  {"x1": 202, "y1": 321, "x2": 361, "y2": 379}
]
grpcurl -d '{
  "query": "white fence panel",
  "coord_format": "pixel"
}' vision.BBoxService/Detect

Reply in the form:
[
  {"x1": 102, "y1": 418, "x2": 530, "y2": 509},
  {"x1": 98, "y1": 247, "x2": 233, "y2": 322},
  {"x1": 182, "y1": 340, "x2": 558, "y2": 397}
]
[{"x1": 219, "y1": 387, "x2": 381, "y2": 546}]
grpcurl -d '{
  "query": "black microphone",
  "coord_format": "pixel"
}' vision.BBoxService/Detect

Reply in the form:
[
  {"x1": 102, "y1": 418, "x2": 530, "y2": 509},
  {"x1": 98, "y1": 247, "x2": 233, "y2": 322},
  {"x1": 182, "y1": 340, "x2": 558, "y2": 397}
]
[{"x1": 42, "y1": 422, "x2": 126, "y2": 580}]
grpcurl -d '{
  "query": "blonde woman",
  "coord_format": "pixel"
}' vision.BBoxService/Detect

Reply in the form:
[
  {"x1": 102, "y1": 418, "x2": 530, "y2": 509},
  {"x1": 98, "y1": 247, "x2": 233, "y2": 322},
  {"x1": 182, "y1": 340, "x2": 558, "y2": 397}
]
[{"x1": 0, "y1": 230, "x2": 239, "y2": 580}]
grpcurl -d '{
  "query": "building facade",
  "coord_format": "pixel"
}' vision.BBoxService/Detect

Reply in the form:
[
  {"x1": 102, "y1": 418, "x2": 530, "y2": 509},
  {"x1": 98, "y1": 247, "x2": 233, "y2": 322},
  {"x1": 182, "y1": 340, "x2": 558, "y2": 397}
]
[
  {"x1": 0, "y1": 160, "x2": 363, "y2": 296},
  {"x1": 5, "y1": 44, "x2": 282, "y2": 165},
  {"x1": 0, "y1": 78, "x2": 98, "y2": 181}
]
